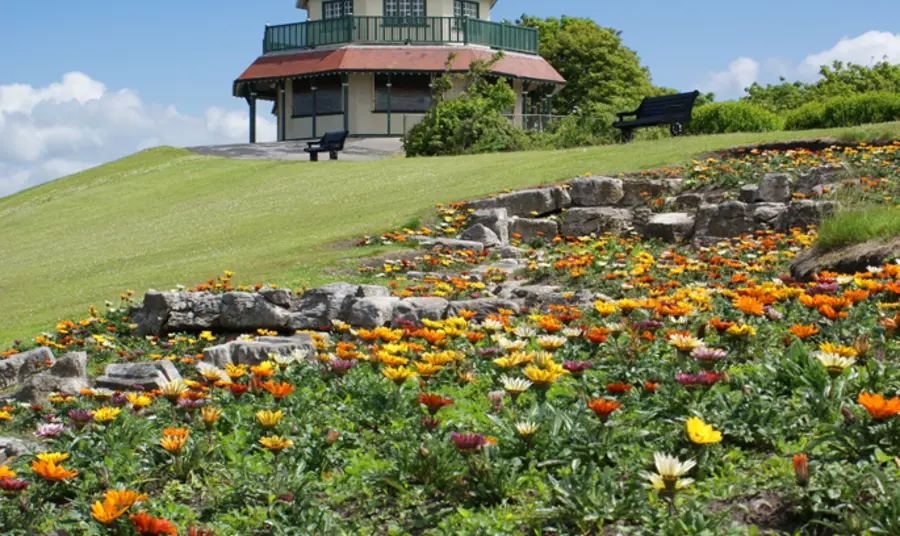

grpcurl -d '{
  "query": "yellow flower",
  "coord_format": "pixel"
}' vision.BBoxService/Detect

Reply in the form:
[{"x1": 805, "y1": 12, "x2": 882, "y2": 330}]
[
  {"x1": 104, "y1": 489, "x2": 148, "y2": 510},
  {"x1": 126, "y1": 393, "x2": 153, "y2": 408},
  {"x1": 0, "y1": 465, "x2": 16, "y2": 479},
  {"x1": 818, "y1": 342, "x2": 857, "y2": 358},
  {"x1": 160, "y1": 380, "x2": 188, "y2": 402},
  {"x1": 523, "y1": 365, "x2": 565, "y2": 386},
  {"x1": 413, "y1": 361, "x2": 443, "y2": 378},
  {"x1": 0, "y1": 411, "x2": 12, "y2": 422},
  {"x1": 256, "y1": 409, "x2": 284, "y2": 429},
  {"x1": 92, "y1": 499, "x2": 128, "y2": 525},
  {"x1": 199, "y1": 331, "x2": 216, "y2": 342},
  {"x1": 201, "y1": 406, "x2": 222, "y2": 425},
  {"x1": 726, "y1": 324, "x2": 756, "y2": 337},
  {"x1": 92, "y1": 407, "x2": 121, "y2": 424},
  {"x1": 36, "y1": 452, "x2": 70, "y2": 464},
  {"x1": 381, "y1": 366, "x2": 416, "y2": 386},
  {"x1": 225, "y1": 364, "x2": 248, "y2": 380},
  {"x1": 259, "y1": 435, "x2": 293, "y2": 453},
  {"x1": 594, "y1": 301, "x2": 617, "y2": 316},
  {"x1": 160, "y1": 435, "x2": 188, "y2": 453},
  {"x1": 378, "y1": 352, "x2": 409, "y2": 367},
  {"x1": 685, "y1": 417, "x2": 723, "y2": 445}
]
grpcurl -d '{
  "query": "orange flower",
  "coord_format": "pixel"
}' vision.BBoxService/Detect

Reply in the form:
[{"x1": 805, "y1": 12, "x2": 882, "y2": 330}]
[
  {"x1": 789, "y1": 324, "x2": 819, "y2": 340},
  {"x1": 858, "y1": 392, "x2": 900, "y2": 420},
  {"x1": 31, "y1": 459, "x2": 78, "y2": 481},
  {"x1": 818, "y1": 305, "x2": 848, "y2": 320},
  {"x1": 606, "y1": 382, "x2": 633, "y2": 394},
  {"x1": 643, "y1": 381, "x2": 659, "y2": 393},
  {"x1": 708, "y1": 317, "x2": 735, "y2": 332},
  {"x1": 586, "y1": 326, "x2": 611, "y2": 344},
  {"x1": 539, "y1": 316, "x2": 564, "y2": 333},
  {"x1": 733, "y1": 296, "x2": 764, "y2": 316},
  {"x1": 587, "y1": 398, "x2": 622, "y2": 421},
  {"x1": 262, "y1": 381, "x2": 295, "y2": 399},
  {"x1": 457, "y1": 309, "x2": 478, "y2": 320},
  {"x1": 465, "y1": 331, "x2": 485, "y2": 343},
  {"x1": 130, "y1": 511, "x2": 178, "y2": 535}
]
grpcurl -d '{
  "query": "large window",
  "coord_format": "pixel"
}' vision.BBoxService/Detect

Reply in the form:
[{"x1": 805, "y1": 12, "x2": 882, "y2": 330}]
[
  {"x1": 292, "y1": 76, "x2": 343, "y2": 117},
  {"x1": 384, "y1": 0, "x2": 425, "y2": 18},
  {"x1": 374, "y1": 74, "x2": 433, "y2": 113},
  {"x1": 323, "y1": 0, "x2": 352, "y2": 19},
  {"x1": 454, "y1": 0, "x2": 479, "y2": 19}
]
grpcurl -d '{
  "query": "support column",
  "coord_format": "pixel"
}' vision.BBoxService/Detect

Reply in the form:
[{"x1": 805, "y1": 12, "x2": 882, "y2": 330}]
[
  {"x1": 278, "y1": 82, "x2": 286, "y2": 142},
  {"x1": 311, "y1": 85, "x2": 318, "y2": 139},
  {"x1": 386, "y1": 74, "x2": 392, "y2": 136},
  {"x1": 245, "y1": 89, "x2": 257, "y2": 144},
  {"x1": 342, "y1": 73, "x2": 349, "y2": 133},
  {"x1": 522, "y1": 92, "x2": 528, "y2": 130}
]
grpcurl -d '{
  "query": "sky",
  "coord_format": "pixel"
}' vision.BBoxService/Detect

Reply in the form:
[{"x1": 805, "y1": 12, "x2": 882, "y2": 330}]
[{"x1": 2, "y1": 0, "x2": 900, "y2": 196}]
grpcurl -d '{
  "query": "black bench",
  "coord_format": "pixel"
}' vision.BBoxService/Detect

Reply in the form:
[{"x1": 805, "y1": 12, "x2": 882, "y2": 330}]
[
  {"x1": 613, "y1": 91, "x2": 700, "y2": 143},
  {"x1": 304, "y1": 130, "x2": 349, "y2": 161}
]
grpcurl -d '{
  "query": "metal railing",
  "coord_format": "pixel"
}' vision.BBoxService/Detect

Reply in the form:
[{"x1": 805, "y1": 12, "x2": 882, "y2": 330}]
[{"x1": 264, "y1": 16, "x2": 539, "y2": 55}]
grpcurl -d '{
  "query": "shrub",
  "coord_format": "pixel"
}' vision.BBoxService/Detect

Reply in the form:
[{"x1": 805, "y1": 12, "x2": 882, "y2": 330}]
[
  {"x1": 785, "y1": 91, "x2": 900, "y2": 130},
  {"x1": 685, "y1": 102, "x2": 783, "y2": 135}
]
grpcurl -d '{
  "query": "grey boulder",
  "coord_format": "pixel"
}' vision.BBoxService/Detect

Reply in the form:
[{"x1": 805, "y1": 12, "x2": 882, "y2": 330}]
[
  {"x1": 14, "y1": 352, "x2": 89, "y2": 403},
  {"x1": 0, "y1": 347, "x2": 55, "y2": 390},
  {"x1": 569, "y1": 177, "x2": 624, "y2": 206},
  {"x1": 460, "y1": 224, "x2": 501, "y2": 248},
  {"x1": 95, "y1": 360, "x2": 183, "y2": 391},
  {"x1": 347, "y1": 297, "x2": 401, "y2": 328}
]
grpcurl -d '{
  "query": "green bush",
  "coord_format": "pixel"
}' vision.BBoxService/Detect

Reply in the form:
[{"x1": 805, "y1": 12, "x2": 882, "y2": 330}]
[
  {"x1": 785, "y1": 91, "x2": 900, "y2": 130},
  {"x1": 685, "y1": 102, "x2": 783, "y2": 135}
]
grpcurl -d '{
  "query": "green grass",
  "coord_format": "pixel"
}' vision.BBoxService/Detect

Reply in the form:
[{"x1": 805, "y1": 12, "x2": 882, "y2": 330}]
[
  {"x1": 817, "y1": 205, "x2": 900, "y2": 251},
  {"x1": 3, "y1": 123, "x2": 900, "y2": 343}
]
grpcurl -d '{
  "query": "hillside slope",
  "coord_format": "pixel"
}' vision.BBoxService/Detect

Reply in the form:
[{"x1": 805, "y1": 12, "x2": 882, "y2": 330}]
[{"x1": 3, "y1": 123, "x2": 900, "y2": 342}]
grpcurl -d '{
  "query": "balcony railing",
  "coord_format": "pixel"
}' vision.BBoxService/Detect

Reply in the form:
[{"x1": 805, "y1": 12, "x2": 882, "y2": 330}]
[{"x1": 263, "y1": 16, "x2": 539, "y2": 55}]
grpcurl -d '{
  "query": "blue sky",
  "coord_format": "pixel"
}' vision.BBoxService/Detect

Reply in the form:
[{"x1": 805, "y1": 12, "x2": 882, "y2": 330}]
[{"x1": 2, "y1": 0, "x2": 900, "y2": 195}]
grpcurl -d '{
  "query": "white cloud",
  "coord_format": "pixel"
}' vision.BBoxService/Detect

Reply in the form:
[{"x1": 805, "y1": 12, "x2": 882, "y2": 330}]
[
  {"x1": 0, "y1": 72, "x2": 275, "y2": 198},
  {"x1": 698, "y1": 57, "x2": 760, "y2": 99},
  {"x1": 698, "y1": 30, "x2": 900, "y2": 99}
]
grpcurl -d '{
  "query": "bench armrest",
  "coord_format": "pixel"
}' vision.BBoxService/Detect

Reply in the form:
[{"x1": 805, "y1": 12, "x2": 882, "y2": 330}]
[{"x1": 616, "y1": 109, "x2": 638, "y2": 120}]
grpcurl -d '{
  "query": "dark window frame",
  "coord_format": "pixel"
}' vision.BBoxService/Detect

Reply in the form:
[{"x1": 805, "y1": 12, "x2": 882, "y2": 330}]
[
  {"x1": 383, "y1": 0, "x2": 428, "y2": 27},
  {"x1": 322, "y1": 0, "x2": 353, "y2": 19},
  {"x1": 291, "y1": 76, "x2": 345, "y2": 118},
  {"x1": 453, "y1": 0, "x2": 479, "y2": 19},
  {"x1": 373, "y1": 74, "x2": 434, "y2": 114}
]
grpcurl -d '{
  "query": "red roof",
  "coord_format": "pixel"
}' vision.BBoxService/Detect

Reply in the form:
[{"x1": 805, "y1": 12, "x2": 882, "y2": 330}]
[{"x1": 234, "y1": 46, "x2": 565, "y2": 90}]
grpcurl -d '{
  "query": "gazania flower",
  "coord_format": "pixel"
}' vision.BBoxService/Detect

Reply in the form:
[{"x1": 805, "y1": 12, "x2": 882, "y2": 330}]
[
  {"x1": 31, "y1": 459, "x2": 78, "y2": 481},
  {"x1": 685, "y1": 417, "x2": 722, "y2": 444},
  {"x1": 536, "y1": 335, "x2": 567, "y2": 351},
  {"x1": 105, "y1": 489, "x2": 148, "y2": 510},
  {"x1": 641, "y1": 452, "x2": 695, "y2": 496},
  {"x1": 858, "y1": 392, "x2": 900, "y2": 419},
  {"x1": 256, "y1": 409, "x2": 284, "y2": 429},
  {"x1": 160, "y1": 380, "x2": 188, "y2": 403},
  {"x1": 793, "y1": 454, "x2": 809, "y2": 487},
  {"x1": 789, "y1": 324, "x2": 819, "y2": 340},
  {"x1": 676, "y1": 371, "x2": 724, "y2": 388},
  {"x1": 381, "y1": 366, "x2": 417, "y2": 386},
  {"x1": 594, "y1": 301, "x2": 617, "y2": 316},
  {"x1": 92, "y1": 407, "x2": 121, "y2": 424},
  {"x1": 130, "y1": 511, "x2": 178, "y2": 535},
  {"x1": 0, "y1": 465, "x2": 16, "y2": 479},
  {"x1": 523, "y1": 365, "x2": 565, "y2": 387},
  {"x1": 259, "y1": 435, "x2": 293, "y2": 453},
  {"x1": 227, "y1": 383, "x2": 250, "y2": 399},
  {"x1": 92, "y1": 498, "x2": 129, "y2": 525},
  {"x1": 815, "y1": 351, "x2": 855, "y2": 377},
  {"x1": 450, "y1": 432, "x2": 487, "y2": 454},
  {"x1": 668, "y1": 333, "x2": 704, "y2": 353},
  {"x1": 201, "y1": 406, "x2": 221, "y2": 427},
  {"x1": 691, "y1": 347, "x2": 728, "y2": 363},
  {"x1": 501, "y1": 376, "x2": 532, "y2": 399},
  {"x1": 225, "y1": 364, "x2": 248, "y2": 380},
  {"x1": 127, "y1": 393, "x2": 154, "y2": 409},
  {"x1": 250, "y1": 361, "x2": 276, "y2": 378},
  {"x1": 262, "y1": 381, "x2": 295, "y2": 399},
  {"x1": 708, "y1": 317, "x2": 735, "y2": 332},
  {"x1": 726, "y1": 324, "x2": 756, "y2": 338},
  {"x1": 606, "y1": 382, "x2": 633, "y2": 394},
  {"x1": 160, "y1": 434, "x2": 188, "y2": 453},
  {"x1": 0, "y1": 478, "x2": 29, "y2": 492},
  {"x1": 35, "y1": 423, "x2": 65, "y2": 438},
  {"x1": 417, "y1": 393, "x2": 454, "y2": 415},
  {"x1": 413, "y1": 361, "x2": 443, "y2": 379},
  {"x1": 818, "y1": 342, "x2": 857, "y2": 358},
  {"x1": 36, "y1": 452, "x2": 70, "y2": 464},
  {"x1": 587, "y1": 398, "x2": 622, "y2": 421},
  {"x1": 562, "y1": 360, "x2": 592, "y2": 377},
  {"x1": 67, "y1": 409, "x2": 94, "y2": 428},
  {"x1": 586, "y1": 326, "x2": 611, "y2": 344},
  {"x1": 515, "y1": 421, "x2": 538, "y2": 439},
  {"x1": 733, "y1": 296, "x2": 764, "y2": 316}
]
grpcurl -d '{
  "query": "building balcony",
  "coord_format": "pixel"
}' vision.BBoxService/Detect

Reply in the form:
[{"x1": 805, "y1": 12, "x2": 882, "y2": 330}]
[{"x1": 263, "y1": 16, "x2": 539, "y2": 55}]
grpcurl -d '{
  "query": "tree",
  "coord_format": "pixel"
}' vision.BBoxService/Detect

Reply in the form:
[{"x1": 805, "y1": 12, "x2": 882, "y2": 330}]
[{"x1": 518, "y1": 15, "x2": 654, "y2": 114}]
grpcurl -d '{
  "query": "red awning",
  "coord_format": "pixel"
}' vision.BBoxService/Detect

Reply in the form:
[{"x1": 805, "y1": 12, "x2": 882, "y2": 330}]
[{"x1": 234, "y1": 46, "x2": 565, "y2": 95}]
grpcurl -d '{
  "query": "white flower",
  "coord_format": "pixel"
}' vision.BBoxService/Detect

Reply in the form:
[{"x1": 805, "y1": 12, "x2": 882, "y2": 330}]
[
  {"x1": 501, "y1": 376, "x2": 532, "y2": 394},
  {"x1": 640, "y1": 453, "x2": 696, "y2": 493},
  {"x1": 815, "y1": 351, "x2": 855, "y2": 374},
  {"x1": 562, "y1": 327, "x2": 582, "y2": 338},
  {"x1": 513, "y1": 326, "x2": 536, "y2": 338},
  {"x1": 498, "y1": 338, "x2": 527, "y2": 352},
  {"x1": 515, "y1": 421, "x2": 538, "y2": 437},
  {"x1": 482, "y1": 319, "x2": 504, "y2": 332}
]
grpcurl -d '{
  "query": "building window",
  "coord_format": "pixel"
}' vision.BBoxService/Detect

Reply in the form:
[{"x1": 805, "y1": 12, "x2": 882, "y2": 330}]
[
  {"x1": 384, "y1": 0, "x2": 426, "y2": 18},
  {"x1": 374, "y1": 74, "x2": 433, "y2": 113},
  {"x1": 292, "y1": 76, "x2": 344, "y2": 117},
  {"x1": 323, "y1": 0, "x2": 353, "y2": 19},
  {"x1": 454, "y1": 0, "x2": 479, "y2": 19}
]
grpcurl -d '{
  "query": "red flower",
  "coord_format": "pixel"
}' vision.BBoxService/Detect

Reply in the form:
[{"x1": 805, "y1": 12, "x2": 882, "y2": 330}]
[
  {"x1": 606, "y1": 382, "x2": 633, "y2": 394},
  {"x1": 417, "y1": 393, "x2": 454, "y2": 415},
  {"x1": 130, "y1": 511, "x2": 178, "y2": 535},
  {"x1": 587, "y1": 398, "x2": 622, "y2": 421}
]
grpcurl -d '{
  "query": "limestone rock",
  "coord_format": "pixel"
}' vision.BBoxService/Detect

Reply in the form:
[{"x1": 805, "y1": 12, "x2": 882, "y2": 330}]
[
  {"x1": 757, "y1": 173, "x2": 794, "y2": 203},
  {"x1": 133, "y1": 291, "x2": 223, "y2": 335},
  {"x1": 347, "y1": 297, "x2": 401, "y2": 328},
  {"x1": 494, "y1": 245, "x2": 525, "y2": 259},
  {"x1": 785, "y1": 200, "x2": 837, "y2": 231},
  {"x1": 508, "y1": 217, "x2": 559, "y2": 243},
  {"x1": 466, "y1": 186, "x2": 571, "y2": 217},
  {"x1": 95, "y1": 360, "x2": 183, "y2": 391},
  {"x1": 220, "y1": 292, "x2": 292, "y2": 332},
  {"x1": 674, "y1": 193, "x2": 703, "y2": 209},
  {"x1": 14, "y1": 352, "x2": 89, "y2": 403},
  {"x1": 468, "y1": 208, "x2": 509, "y2": 244},
  {"x1": 392, "y1": 297, "x2": 449, "y2": 325},
  {"x1": 447, "y1": 299, "x2": 521, "y2": 320},
  {"x1": 795, "y1": 164, "x2": 845, "y2": 195},
  {"x1": 694, "y1": 202, "x2": 754, "y2": 238},
  {"x1": 258, "y1": 287, "x2": 293, "y2": 307},
  {"x1": 739, "y1": 184, "x2": 759, "y2": 203},
  {"x1": 569, "y1": 177, "x2": 624, "y2": 206},
  {"x1": 619, "y1": 178, "x2": 682, "y2": 207},
  {"x1": 643, "y1": 213, "x2": 695, "y2": 242},
  {"x1": 288, "y1": 283, "x2": 359, "y2": 330},
  {"x1": 753, "y1": 203, "x2": 788, "y2": 231},
  {"x1": 791, "y1": 236, "x2": 900, "y2": 281},
  {"x1": 0, "y1": 347, "x2": 55, "y2": 390},
  {"x1": 460, "y1": 224, "x2": 501, "y2": 248},
  {"x1": 429, "y1": 238, "x2": 485, "y2": 253},
  {"x1": 0, "y1": 437, "x2": 44, "y2": 464},
  {"x1": 202, "y1": 334, "x2": 316, "y2": 368},
  {"x1": 356, "y1": 285, "x2": 390, "y2": 298},
  {"x1": 560, "y1": 207, "x2": 632, "y2": 237}
]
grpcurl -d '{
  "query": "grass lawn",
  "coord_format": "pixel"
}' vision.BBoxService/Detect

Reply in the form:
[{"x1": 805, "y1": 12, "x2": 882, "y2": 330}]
[{"x1": 3, "y1": 123, "x2": 900, "y2": 343}]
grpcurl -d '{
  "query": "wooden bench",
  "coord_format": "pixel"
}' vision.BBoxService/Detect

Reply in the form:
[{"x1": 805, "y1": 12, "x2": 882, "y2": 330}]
[
  {"x1": 613, "y1": 91, "x2": 700, "y2": 143},
  {"x1": 304, "y1": 130, "x2": 349, "y2": 161}
]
